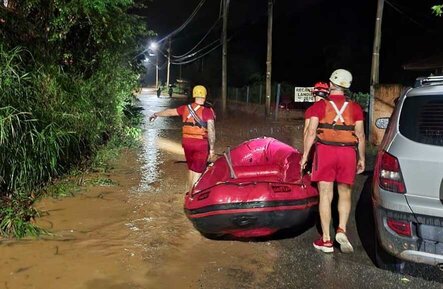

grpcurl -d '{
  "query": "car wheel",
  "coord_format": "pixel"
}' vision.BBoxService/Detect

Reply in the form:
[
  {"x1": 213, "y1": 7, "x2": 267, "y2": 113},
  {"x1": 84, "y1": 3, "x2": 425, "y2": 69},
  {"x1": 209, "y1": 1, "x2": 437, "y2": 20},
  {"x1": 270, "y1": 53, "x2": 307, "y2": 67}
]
[{"x1": 374, "y1": 232, "x2": 405, "y2": 273}]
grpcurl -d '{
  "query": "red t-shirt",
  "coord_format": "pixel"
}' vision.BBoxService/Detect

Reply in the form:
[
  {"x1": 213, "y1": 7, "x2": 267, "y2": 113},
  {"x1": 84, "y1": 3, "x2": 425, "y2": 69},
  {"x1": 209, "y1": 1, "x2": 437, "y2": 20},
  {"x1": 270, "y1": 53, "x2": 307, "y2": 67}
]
[
  {"x1": 308, "y1": 94, "x2": 364, "y2": 121},
  {"x1": 176, "y1": 104, "x2": 216, "y2": 121},
  {"x1": 304, "y1": 105, "x2": 315, "y2": 119}
]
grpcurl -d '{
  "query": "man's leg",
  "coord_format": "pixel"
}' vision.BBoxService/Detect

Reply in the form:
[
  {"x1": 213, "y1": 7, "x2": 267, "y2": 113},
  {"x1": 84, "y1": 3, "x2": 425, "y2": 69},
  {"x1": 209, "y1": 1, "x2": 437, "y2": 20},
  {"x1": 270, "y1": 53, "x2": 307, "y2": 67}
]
[
  {"x1": 337, "y1": 182, "x2": 352, "y2": 231},
  {"x1": 335, "y1": 182, "x2": 354, "y2": 253},
  {"x1": 317, "y1": 181, "x2": 334, "y2": 241}
]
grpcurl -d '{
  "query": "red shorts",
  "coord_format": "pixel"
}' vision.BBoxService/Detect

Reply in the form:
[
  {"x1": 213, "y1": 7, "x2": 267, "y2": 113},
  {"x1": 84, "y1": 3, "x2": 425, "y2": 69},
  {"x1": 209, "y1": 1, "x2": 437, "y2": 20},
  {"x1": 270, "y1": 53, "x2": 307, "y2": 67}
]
[
  {"x1": 182, "y1": 138, "x2": 209, "y2": 173},
  {"x1": 311, "y1": 143, "x2": 357, "y2": 185}
]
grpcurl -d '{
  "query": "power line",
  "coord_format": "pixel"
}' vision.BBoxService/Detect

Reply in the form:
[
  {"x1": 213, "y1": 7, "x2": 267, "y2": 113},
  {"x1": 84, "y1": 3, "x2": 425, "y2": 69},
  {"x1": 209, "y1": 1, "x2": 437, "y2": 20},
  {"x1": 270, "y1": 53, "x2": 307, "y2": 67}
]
[
  {"x1": 173, "y1": 39, "x2": 220, "y2": 62},
  {"x1": 157, "y1": 0, "x2": 207, "y2": 44},
  {"x1": 167, "y1": 0, "x2": 268, "y2": 67},
  {"x1": 144, "y1": 58, "x2": 168, "y2": 70},
  {"x1": 171, "y1": 35, "x2": 236, "y2": 66},
  {"x1": 158, "y1": 61, "x2": 168, "y2": 71},
  {"x1": 171, "y1": 4, "x2": 267, "y2": 66},
  {"x1": 133, "y1": 0, "x2": 208, "y2": 60},
  {"x1": 172, "y1": 17, "x2": 222, "y2": 59},
  {"x1": 385, "y1": 0, "x2": 428, "y2": 29},
  {"x1": 171, "y1": 42, "x2": 223, "y2": 65}
]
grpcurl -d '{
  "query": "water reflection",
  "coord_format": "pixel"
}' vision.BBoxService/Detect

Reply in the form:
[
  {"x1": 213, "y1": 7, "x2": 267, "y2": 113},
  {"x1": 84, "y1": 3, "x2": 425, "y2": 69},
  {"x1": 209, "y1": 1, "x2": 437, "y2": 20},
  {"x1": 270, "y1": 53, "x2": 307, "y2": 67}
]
[
  {"x1": 136, "y1": 95, "x2": 162, "y2": 193},
  {"x1": 138, "y1": 127, "x2": 159, "y2": 192}
]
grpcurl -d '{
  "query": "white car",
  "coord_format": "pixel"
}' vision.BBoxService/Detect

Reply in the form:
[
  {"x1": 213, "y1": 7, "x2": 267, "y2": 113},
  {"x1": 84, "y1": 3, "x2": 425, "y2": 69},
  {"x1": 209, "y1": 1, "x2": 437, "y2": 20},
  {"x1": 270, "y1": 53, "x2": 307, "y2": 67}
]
[{"x1": 372, "y1": 76, "x2": 443, "y2": 271}]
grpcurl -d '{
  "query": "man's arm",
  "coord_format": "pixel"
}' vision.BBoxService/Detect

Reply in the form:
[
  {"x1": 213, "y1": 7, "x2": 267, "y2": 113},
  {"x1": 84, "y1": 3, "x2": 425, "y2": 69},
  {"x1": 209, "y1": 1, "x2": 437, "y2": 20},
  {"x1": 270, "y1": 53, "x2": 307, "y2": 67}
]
[
  {"x1": 207, "y1": 119, "x2": 215, "y2": 159},
  {"x1": 300, "y1": 116, "x2": 319, "y2": 169},
  {"x1": 303, "y1": 118, "x2": 310, "y2": 138},
  {"x1": 149, "y1": 108, "x2": 179, "y2": 121},
  {"x1": 155, "y1": 108, "x2": 179, "y2": 117},
  {"x1": 354, "y1": 120, "x2": 365, "y2": 174}
]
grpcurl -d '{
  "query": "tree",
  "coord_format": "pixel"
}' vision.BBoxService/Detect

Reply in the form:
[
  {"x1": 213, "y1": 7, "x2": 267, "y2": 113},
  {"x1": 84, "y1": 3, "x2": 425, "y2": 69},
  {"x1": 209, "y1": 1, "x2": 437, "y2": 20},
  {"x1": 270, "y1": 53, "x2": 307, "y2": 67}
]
[{"x1": 432, "y1": 4, "x2": 443, "y2": 16}]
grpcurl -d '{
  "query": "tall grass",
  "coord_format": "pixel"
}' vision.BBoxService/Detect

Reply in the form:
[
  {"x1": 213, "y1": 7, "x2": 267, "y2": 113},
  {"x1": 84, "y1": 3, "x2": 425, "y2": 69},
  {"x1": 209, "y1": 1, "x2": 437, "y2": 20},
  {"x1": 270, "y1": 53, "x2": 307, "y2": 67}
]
[{"x1": 0, "y1": 45, "x2": 142, "y2": 238}]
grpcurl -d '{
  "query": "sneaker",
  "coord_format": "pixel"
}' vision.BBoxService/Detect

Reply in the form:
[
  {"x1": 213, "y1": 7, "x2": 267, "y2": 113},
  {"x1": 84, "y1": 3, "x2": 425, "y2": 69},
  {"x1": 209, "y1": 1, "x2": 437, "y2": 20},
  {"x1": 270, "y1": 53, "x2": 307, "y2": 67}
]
[
  {"x1": 335, "y1": 228, "x2": 354, "y2": 253},
  {"x1": 313, "y1": 237, "x2": 334, "y2": 253}
]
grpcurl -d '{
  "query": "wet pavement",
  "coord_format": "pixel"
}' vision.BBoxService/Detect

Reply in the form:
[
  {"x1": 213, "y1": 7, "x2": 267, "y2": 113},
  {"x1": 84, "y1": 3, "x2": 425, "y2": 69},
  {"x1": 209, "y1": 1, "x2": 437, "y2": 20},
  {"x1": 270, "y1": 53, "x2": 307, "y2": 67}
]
[{"x1": 1, "y1": 88, "x2": 442, "y2": 289}]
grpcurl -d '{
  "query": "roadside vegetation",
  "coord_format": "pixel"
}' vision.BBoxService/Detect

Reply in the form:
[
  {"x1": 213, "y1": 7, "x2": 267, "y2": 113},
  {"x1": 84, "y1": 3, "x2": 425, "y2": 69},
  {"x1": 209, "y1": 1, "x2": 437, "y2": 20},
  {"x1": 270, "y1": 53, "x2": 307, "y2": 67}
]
[
  {"x1": 0, "y1": 1, "x2": 151, "y2": 238},
  {"x1": 433, "y1": 4, "x2": 443, "y2": 16}
]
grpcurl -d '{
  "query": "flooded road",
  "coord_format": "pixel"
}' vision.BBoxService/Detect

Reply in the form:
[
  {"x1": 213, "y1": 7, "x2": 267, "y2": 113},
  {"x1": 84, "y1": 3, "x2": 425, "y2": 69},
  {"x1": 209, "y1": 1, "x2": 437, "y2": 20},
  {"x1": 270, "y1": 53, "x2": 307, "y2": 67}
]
[
  {"x1": 1, "y1": 89, "x2": 442, "y2": 289},
  {"x1": 0, "y1": 89, "x2": 283, "y2": 289}
]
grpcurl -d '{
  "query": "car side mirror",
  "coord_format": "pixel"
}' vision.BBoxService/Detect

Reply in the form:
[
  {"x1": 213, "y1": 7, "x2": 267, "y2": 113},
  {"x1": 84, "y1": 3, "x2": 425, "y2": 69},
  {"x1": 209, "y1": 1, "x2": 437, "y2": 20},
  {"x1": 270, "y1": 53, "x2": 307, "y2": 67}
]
[{"x1": 375, "y1": 117, "x2": 389, "y2": 129}]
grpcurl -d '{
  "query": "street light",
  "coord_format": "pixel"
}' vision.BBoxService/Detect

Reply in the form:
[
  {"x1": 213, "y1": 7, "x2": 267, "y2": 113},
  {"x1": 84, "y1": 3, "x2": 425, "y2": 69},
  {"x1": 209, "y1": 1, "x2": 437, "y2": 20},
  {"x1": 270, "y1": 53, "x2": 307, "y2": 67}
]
[
  {"x1": 148, "y1": 41, "x2": 172, "y2": 89},
  {"x1": 149, "y1": 42, "x2": 159, "y2": 88},
  {"x1": 149, "y1": 42, "x2": 158, "y2": 52}
]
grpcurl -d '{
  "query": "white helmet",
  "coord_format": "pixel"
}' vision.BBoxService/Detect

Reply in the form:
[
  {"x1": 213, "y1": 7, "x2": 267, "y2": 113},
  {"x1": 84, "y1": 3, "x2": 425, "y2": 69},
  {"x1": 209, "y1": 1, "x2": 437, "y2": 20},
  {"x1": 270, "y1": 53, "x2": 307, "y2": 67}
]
[{"x1": 329, "y1": 69, "x2": 352, "y2": 88}]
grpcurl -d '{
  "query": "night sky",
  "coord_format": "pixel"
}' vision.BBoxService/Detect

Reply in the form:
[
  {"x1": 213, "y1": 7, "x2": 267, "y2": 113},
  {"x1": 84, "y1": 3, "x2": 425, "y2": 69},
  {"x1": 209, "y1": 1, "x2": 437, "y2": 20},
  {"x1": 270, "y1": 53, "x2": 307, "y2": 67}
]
[{"x1": 139, "y1": 0, "x2": 443, "y2": 92}]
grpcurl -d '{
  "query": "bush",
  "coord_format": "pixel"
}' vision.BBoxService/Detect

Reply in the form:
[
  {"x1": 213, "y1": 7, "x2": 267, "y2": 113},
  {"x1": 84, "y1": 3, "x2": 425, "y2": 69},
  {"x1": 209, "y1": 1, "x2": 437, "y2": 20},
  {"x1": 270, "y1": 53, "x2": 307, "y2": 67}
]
[
  {"x1": 349, "y1": 92, "x2": 370, "y2": 111},
  {"x1": 0, "y1": 0, "x2": 149, "y2": 237},
  {"x1": 0, "y1": 47, "x2": 143, "y2": 238}
]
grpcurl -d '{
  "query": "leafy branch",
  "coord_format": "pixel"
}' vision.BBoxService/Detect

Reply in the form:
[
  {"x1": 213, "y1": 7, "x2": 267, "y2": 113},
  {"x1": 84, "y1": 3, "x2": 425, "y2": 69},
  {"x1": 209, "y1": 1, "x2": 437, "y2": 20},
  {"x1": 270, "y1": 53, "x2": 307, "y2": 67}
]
[{"x1": 432, "y1": 4, "x2": 443, "y2": 16}]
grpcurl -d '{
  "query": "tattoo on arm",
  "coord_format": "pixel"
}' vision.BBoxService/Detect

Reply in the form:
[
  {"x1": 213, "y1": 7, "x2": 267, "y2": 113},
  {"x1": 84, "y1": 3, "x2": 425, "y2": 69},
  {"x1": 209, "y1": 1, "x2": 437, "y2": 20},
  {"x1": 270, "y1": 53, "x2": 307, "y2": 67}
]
[{"x1": 207, "y1": 120, "x2": 215, "y2": 150}]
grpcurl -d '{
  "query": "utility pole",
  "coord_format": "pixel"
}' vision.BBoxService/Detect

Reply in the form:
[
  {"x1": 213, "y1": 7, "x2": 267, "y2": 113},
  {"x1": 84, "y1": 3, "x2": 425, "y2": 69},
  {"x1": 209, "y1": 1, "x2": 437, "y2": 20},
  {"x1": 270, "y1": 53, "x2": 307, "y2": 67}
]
[
  {"x1": 222, "y1": 0, "x2": 230, "y2": 114},
  {"x1": 265, "y1": 0, "x2": 274, "y2": 117},
  {"x1": 167, "y1": 37, "x2": 171, "y2": 87},
  {"x1": 370, "y1": 0, "x2": 384, "y2": 137},
  {"x1": 155, "y1": 55, "x2": 159, "y2": 88}
]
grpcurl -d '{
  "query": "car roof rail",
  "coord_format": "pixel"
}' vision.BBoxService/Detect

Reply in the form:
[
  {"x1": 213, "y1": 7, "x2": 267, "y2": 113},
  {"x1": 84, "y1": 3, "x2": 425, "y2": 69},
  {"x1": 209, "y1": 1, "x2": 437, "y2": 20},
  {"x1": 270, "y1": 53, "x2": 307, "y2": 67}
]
[{"x1": 414, "y1": 75, "x2": 443, "y2": 88}]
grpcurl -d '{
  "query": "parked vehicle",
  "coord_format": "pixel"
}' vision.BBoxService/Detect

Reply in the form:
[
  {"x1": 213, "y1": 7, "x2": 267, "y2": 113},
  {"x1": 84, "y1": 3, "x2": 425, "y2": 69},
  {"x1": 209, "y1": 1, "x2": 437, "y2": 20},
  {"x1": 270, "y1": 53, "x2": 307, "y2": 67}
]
[{"x1": 372, "y1": 76, "x2": 443, "y2": 271}]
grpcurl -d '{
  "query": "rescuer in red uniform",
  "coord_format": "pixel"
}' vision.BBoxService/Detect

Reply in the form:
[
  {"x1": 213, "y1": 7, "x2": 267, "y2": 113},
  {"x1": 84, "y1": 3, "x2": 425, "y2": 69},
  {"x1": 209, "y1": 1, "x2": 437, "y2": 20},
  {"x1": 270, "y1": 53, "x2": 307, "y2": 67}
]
[
  {"x1": 302, "y1": 82, "x2": 330, "y2": 174},
  {"x1": 150, "y1": 85, "x2": 216, "y2": 193},
  {"x1": 304, "y1": 82, "x2": 330, "y2": 137},
  {"x1": 300, "y1": 69, "x2": 365, "y2": 254}
]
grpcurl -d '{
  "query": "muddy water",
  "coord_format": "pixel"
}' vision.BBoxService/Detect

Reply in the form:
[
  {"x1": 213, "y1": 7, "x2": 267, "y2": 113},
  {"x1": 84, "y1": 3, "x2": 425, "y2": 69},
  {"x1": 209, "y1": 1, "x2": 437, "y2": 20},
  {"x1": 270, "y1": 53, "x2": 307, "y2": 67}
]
[{"x1": 0, "y1": 90, "x2": 304, "y2": 289}]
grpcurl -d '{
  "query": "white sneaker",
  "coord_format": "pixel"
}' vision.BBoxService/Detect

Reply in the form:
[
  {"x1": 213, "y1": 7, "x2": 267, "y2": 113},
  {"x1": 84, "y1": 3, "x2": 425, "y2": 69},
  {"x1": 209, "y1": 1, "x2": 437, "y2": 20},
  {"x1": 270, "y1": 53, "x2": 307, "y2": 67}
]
[{"x1": 335, "y1": 229, "x2": 354, "y2": 253}]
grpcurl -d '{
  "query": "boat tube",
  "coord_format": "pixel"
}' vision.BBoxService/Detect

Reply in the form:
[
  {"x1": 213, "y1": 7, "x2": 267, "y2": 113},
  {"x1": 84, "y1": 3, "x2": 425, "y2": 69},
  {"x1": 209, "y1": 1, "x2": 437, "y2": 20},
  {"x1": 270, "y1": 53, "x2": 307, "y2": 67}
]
[{"x1": 184, "y1": 137, "x2": 318, "y2": 238}]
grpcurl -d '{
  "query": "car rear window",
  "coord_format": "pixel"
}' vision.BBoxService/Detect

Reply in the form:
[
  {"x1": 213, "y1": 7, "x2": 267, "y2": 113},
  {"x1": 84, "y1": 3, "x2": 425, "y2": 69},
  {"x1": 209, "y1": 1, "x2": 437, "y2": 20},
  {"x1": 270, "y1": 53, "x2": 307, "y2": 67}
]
[{"x1": 399, "y1": 95, "x2": 443, "y2": 146}]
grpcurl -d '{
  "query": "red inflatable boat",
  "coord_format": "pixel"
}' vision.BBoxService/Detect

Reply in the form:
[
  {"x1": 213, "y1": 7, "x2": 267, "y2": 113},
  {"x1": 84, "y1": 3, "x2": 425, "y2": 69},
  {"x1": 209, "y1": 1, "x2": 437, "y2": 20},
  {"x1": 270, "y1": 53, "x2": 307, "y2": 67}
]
[{"x1": 184, "y1": 137, "x2": 318, "y2": 238}]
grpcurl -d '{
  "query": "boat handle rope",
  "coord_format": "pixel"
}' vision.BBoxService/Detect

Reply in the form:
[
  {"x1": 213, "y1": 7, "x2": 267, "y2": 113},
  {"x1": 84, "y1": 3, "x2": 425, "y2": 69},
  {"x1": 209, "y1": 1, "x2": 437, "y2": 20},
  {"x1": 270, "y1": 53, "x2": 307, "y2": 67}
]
[
  {"x1": 192, "y1": 180, "x2": 306, "y2": 196},
  {"x1": 223, "y1": 146, "x2": 237, "y2": 179}
]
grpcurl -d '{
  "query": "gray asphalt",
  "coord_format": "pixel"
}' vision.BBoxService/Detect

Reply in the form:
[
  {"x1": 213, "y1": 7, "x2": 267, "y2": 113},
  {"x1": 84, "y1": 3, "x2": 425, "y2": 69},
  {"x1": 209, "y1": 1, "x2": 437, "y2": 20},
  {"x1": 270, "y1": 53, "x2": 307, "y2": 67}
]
[{"x1": 259, "y1": 171, "x2": 443, "y2": 289}]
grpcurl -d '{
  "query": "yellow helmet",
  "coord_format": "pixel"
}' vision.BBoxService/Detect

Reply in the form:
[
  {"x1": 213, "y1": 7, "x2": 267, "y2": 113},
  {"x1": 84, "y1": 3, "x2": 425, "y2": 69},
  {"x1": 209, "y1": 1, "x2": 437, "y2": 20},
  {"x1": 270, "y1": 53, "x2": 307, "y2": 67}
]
[{"x1": 192, "y1": 85, "x2": 207, "y2": 98}]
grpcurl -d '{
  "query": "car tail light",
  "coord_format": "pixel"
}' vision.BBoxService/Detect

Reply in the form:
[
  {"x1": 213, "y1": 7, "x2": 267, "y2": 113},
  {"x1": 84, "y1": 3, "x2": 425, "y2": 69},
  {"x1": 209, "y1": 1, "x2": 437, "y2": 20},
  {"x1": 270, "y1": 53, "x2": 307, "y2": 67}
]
[
  {"x1": 375, "y1": 151, "x2": 406, "y2": 193},
  {"x1": 387, "y1": 218, "x2": 412, "y2": 237}
]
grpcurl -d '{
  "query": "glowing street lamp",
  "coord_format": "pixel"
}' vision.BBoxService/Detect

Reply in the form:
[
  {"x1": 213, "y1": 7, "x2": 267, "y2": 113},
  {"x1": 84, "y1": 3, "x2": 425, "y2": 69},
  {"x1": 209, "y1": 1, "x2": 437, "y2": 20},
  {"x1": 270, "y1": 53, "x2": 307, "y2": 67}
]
[
  {"x1": 149, "y1": 42, "x2": 159, "y2": 88},
  {"x1": 149, "y1": 42, "x2": 158, "y2": 51},
  {"x1": 147, "y1": 40, "x2": 171, "y2": 89}
]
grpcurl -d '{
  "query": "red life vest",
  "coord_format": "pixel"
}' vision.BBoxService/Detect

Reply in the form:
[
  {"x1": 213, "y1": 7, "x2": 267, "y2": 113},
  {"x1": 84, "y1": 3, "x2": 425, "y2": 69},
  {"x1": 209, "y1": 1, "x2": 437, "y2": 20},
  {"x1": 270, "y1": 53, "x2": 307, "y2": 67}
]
[
  {"x1": 316, "y1": 100, "x2": 358, "y2": 146},
  {"x1": 182, "y1": 103, "x2": 211, "y2": 139}
]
